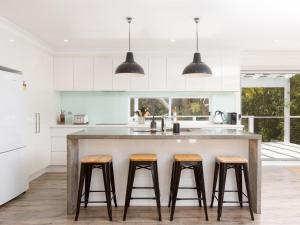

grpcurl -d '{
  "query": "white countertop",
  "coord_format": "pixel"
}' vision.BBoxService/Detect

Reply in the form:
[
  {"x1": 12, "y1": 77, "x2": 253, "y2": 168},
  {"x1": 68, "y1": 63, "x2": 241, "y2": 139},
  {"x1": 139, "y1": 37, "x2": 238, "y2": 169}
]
[{"x1": 50, "y1": 122, "x2": 244, "y2": 129}]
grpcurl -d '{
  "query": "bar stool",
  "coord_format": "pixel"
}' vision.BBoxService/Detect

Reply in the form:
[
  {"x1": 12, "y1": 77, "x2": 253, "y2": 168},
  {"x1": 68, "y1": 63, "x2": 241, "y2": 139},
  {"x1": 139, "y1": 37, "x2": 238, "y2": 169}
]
[
  {"x1": 123, "y1": 154, "x2": 161, "y2": 221},
  {"x1": 75, "y1": 155, "x2": 117, "y2": 221},
  {"x1": 168, "y1": 154, "x2": 208, "y2": 221},
  {"x1": 210, "y1": 156, "x2": 254, "y2": 221}
]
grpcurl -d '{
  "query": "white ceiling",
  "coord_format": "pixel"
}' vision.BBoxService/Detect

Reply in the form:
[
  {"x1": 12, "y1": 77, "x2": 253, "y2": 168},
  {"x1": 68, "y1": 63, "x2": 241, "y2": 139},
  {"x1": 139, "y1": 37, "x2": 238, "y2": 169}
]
[{"x1": 1, "y1": 0, "x2": 300, "y2": 52}]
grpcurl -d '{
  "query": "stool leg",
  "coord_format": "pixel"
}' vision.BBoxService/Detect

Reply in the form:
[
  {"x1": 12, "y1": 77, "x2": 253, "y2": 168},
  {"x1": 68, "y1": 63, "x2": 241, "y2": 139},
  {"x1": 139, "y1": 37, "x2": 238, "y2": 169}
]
[
  {"x1": 75, "y1": 164, "x2": 86, "y2": 221},
  {"x1": 242, "y1": 164, "x2": 254, "y2": 221},
  {"x1": 84, "y1": 165, "x2": 92, "y2": 208},
  {"x1": 170, "y1": 161, "x2": 181, "y2": 221},
  {"x1": 151, "y1": 161, "x2": 162, "y2": 221},
  {"x1": 103, "y1": 163, "x2": 112, "y2": 221},
  {"x1": 235, "y1": 164, "x2": 243, "y2": 208},
  {"x1": 168, "y1": 162, "x2": 175, "y2": 207},
  {"x1": 217, "y1": 163, "x2": 227, "y2": 221},
  {"x1": 193, "y1": 164, "x2": 202, "y2": 207},
  {"x1": 123, "y1": 161, "x2": 136, "y2": 221},
  {"x1": 198, "y1": 162, "x2": 208, "y2": 221},
  {"x1": 109, "y1": 162, "x2": 118, "y2": 207},
  {"x1": 210, "y1": 162, "x2": 219, "y2": 208}
]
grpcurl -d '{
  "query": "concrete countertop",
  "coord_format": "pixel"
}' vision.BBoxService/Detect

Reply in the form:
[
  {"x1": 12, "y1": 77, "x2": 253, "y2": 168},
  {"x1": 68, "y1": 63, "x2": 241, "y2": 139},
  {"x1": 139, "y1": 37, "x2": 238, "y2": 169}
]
[{"x1": 67, "y1": 127, "x2": 261, "y2": 140}]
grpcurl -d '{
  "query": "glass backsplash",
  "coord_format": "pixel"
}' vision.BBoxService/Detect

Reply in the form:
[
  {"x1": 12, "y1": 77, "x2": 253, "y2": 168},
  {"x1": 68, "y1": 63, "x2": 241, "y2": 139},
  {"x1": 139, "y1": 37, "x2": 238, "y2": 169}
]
[{"x1": 59, "y1": 91, "x2": 238, "y2": 124}]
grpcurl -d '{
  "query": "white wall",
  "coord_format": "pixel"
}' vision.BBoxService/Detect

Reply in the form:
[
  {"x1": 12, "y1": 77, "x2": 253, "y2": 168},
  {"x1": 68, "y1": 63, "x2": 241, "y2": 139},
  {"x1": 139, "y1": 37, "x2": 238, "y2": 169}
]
[{"x1": 0, "y1": 18, "x2": 58, "y2": 177}]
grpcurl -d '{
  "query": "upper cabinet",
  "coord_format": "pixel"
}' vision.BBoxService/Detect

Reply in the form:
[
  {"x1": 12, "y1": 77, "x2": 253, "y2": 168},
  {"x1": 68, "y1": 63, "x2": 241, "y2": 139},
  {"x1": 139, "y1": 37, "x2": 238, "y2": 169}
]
[
  {"x1": 166, "y1": 56, "x2": 189, "y2": 91},
  {"x1": 73, "y1": 56, "x2": 94, "y2": 90},
  {"x1": 130, "y1": 55, "x2": 149, "y2": 91},
  {"x1": 149, "y1": 56, "x2": 167, "y2": 91},
  {"x1": 53, "y1": 56, "x2": 73, "y2": 91},
  {"x1": 53, "y1": 53, "x2": 241, "y2": 92},
  {"x1": 94, "y1": 56, "x2": 113, "y2": 90}
]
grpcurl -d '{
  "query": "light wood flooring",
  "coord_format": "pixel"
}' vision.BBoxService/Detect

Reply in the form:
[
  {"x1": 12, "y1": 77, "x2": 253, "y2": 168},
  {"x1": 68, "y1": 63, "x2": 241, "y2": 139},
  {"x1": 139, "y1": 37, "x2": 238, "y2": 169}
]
[{"x1": 1, "y1": 166, "x2": 300, "y2": 225}]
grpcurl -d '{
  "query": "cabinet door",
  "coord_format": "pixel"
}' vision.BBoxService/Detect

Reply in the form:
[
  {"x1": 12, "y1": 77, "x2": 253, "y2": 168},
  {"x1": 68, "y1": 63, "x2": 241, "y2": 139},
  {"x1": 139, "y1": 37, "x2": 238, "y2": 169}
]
[
  {"x1": 186, "y1": 54, "x2": 222, "y2": 91},
  {"x1": 166, "y1": 56, "x2": 188, "y2": 90},
  {"x1": 149, "y1": 56, "x2": 167, "y2": 91},
  {"x1": 73, "y1": 56, "x2": 94, "y2": 90},
  {"x1": 94, "y1": 56, "x2": 113, "y2": 90},
  {"x1": 130, "y1": 55, "x2": 149, "y2": 91},
  {"x1": 113, "y1": 56, "x2": 131, "y2": 91},
  {"x1": 53, "y1": 56, "x2": 74, "y2": 90},
  {"x1": 221, "y1": 55, "x2": 240, "y2": 91}
]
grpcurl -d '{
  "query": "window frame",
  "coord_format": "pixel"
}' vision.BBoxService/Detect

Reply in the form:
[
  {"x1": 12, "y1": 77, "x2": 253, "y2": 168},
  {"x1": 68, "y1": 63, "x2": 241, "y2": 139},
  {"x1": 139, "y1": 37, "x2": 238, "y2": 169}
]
[{"x1": 128, "y1": 95, "x2": 212, "y2": 122}]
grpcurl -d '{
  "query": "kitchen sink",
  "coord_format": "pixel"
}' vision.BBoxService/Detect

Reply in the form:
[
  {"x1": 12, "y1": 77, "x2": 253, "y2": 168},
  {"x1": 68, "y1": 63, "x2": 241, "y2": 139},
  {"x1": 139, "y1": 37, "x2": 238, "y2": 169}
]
[{"x1": 132, "y1": 128, "x2": 192, "y2": 132}]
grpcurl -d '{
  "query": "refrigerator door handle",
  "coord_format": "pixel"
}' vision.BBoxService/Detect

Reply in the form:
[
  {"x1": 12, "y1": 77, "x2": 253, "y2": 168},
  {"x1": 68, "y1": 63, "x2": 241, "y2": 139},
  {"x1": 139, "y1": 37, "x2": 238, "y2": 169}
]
[
  {"x1": 38, "y1": 113, "x2": 40, "y2": 133},
  {"x1": 34, "y1": 113, "x2": 40, "y2": 134}
]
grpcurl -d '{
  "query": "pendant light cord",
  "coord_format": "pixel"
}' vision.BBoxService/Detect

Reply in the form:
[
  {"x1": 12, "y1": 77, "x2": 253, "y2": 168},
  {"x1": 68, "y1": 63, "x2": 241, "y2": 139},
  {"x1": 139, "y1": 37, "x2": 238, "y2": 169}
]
[
  {"x1": 127, "y1": 17, "x2": 132, "y2": 52},
  {"x1": 194, "y1": 17, "x2": 199, "y2": 52}
]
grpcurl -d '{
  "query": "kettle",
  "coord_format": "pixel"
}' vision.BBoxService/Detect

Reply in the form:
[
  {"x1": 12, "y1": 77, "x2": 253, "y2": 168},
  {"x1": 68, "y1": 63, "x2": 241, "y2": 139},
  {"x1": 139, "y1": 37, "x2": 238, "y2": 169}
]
[{"x1": 213, "y1": 110, "x2": 225, "y2": 124}]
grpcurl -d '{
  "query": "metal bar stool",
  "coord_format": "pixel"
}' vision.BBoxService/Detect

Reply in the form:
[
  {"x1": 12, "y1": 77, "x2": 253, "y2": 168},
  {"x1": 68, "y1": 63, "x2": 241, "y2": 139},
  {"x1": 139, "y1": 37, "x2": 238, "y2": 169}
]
[
  {"x1": 75, "y1": 155, "x2": 117, "y2": 221},
  {"x1": 210, "y1": 156, "x2": 254, "y2": 221},
  {"x1": 168, "y1": 154, "x2": 208, "y2": 221},
  {"x1": 123, "y1": 154, "x2": 161, "y2": 221}
]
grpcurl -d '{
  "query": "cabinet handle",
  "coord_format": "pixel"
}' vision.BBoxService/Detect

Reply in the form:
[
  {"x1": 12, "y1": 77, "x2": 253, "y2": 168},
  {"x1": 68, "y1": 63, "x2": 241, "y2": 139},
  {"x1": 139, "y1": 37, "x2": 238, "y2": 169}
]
[{"x1": 35, "y1": 113, "x2": 41, "y2": 134}]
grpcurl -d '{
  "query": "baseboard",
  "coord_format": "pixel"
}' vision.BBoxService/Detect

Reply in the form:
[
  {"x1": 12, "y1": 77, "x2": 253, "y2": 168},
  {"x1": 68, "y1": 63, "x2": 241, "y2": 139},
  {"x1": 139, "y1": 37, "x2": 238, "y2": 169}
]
[
  {"x1": 29, "y1": 167, "x2": 47, "y2": 182},
  {"x1": 29, "y1": 165, "x2": 66, "y2": 181},
  {"x1": 46, "y1": 165, "x2": 66, "y2": 172}
]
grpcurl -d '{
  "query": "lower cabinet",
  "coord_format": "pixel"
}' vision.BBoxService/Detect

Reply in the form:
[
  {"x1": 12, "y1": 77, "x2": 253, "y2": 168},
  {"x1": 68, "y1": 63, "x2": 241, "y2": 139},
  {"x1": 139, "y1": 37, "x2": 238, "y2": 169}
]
[{"x1": 50, "y1": 128, "x2": 82, "y2": 165}]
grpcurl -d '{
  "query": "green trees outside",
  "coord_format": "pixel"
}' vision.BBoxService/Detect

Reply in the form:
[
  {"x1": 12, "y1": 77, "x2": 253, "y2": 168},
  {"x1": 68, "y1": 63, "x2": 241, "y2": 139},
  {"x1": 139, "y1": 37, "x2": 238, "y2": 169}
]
[{"x1": 242, "y1": 74, "x2": 300, "y2": 143}]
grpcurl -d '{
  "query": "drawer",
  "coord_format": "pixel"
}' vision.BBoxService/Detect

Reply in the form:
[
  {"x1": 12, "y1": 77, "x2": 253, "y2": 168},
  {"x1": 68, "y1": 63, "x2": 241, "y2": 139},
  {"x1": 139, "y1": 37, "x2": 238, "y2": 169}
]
[
  {"x1": 51, "y1": 137, "x2": 67, "y2": 152},
  {"x1": 51, "y1": 152, "x2": 67, "y2": 165},
  {"x1": 50, "y1": 128, "x2": 83, "y2": 137}
]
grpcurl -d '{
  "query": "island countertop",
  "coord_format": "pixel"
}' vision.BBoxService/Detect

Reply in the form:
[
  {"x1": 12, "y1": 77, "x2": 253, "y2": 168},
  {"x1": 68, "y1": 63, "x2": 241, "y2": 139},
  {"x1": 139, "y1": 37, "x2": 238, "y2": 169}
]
[{"x1": 67, "y1": 127, "x2": 261, "y2": 140}]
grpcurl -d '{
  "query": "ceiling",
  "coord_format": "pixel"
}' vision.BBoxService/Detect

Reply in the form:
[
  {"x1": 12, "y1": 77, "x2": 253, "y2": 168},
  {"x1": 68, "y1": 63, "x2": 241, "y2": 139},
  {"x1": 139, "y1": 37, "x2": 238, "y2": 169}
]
[{"x1": 1, "y1": 0, "x2": 300, "y2": 52}]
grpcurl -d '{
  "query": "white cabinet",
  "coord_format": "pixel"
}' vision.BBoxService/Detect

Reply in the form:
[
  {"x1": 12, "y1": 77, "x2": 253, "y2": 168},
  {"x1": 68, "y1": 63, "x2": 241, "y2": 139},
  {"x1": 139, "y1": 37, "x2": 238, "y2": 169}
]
[
  {"x1": 94, "y1": 56, "x2": 113, "y2": 90},
  {"x1": 166, "y1": 56, "x2": 189, "y2": 90},
  {"x1": 53, "y1": 56, "x2": 73, "y2": 90},
  {"x1": 50, "y1": 128, "x2": 82, "y2": 165},
  {"x1": 186, "y1": 54, "x2": 222, "y2": 91},
  {"x1": 149, "y1": 56, "x2": 167, "y2": 90},
  {"x1": 73, "y1": 56, "x2": 94, "y2": 90},
  {"x1": 130, "y1": 55, "x2": 149, "y2": 91},
  {"x1": 112, "y1": 57, "x2": 131, "y2": 91}
]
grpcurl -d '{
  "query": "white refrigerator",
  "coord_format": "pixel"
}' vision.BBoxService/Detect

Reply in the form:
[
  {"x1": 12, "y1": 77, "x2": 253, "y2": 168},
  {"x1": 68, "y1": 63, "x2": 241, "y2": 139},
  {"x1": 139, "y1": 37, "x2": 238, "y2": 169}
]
[{"x1": 0, "y1": 67, "x2": 28, "y2": 205}]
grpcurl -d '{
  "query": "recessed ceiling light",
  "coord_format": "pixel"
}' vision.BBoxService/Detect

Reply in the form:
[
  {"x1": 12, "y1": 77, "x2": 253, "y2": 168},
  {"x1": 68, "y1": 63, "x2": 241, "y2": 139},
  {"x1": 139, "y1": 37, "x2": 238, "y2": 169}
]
[
  {"x1": 274, "y1": 39, "x2": 279, "y2": 43},
  {"x1": 63, "y1": 39, "x2": 69, "y2": 43},
  {"x1": 170, "y1": 39, "x2": 176, "y2": 43},
  {"x1": 9, "y1": 39, "x2": 15, "y2": 42}
]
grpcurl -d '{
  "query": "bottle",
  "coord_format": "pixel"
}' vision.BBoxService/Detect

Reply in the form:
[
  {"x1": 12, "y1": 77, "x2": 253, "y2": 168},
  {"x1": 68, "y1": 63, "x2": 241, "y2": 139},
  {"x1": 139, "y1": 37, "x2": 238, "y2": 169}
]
[
  {"x1": 59, "y1": 110, "x2": 65, "y2": 124},
  {"x1": 150, "y1": 116, "x2": 156, "y2": 133}
]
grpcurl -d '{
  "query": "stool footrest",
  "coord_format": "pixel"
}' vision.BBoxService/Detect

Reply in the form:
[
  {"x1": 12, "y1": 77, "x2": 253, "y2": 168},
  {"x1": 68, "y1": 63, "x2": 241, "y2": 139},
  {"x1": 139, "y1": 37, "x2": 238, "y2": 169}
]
[
  {"x1": 176, "y1": 197, "x2": 202, "y2": 201},
  {"x1": 178, "y1": 187, "x2": 197, "y2": 190},
  {"x1": 80, "y1": 201, "x2": 107, "y2": 204},
  {"x1": 130, "y1": 197, "x2": 156, "y2": 200},
  {"x1": 132, "y1": 186, "x2": 154, "y2": 189}
]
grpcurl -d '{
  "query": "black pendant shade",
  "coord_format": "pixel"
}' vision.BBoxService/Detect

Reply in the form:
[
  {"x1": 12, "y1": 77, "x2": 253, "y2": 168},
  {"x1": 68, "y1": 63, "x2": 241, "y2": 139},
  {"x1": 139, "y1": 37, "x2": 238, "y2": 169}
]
[
  {"x1": 115, "y1": 52, "x2": 144, "y2": 77},
  {"x1": 182, "y1": 52, "x2": 212, "y2": 78},
  {"x1": 115, "y1": 17, "x2": 145, "y2": 77},
  {"x1": 183, "y1": 17, "x2": 212, "y2": 78}
]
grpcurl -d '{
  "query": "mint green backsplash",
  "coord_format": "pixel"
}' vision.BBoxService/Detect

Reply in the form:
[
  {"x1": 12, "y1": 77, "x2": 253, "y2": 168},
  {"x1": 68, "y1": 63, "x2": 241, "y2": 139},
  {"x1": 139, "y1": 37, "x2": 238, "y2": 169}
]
[{"x1": 59, "y1": 91, "x2": 238, "y2": 124}]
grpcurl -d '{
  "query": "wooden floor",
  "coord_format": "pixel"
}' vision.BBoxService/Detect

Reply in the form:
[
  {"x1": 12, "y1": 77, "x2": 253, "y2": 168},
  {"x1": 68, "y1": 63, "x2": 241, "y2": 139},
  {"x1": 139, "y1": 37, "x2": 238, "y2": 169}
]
[{"x1": 1, "y1": 166, "x2": 300, "y2": 225}]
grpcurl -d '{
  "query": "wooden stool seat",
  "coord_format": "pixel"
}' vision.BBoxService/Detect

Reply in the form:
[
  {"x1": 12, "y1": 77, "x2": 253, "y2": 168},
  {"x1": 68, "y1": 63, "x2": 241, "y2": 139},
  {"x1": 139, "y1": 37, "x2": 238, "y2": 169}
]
[
  {"x1": 81, "y1": 155, "x2": 112, "y2": 164},
  {"x1": 216, "y1": 156, "x2": 248, "y2": 164},
  {"x1": 174, "y1": 154, "x2": 202, "y2": 162},
  {"x1": 130, "y1": 154, "x2": 157, "y2": 161}
]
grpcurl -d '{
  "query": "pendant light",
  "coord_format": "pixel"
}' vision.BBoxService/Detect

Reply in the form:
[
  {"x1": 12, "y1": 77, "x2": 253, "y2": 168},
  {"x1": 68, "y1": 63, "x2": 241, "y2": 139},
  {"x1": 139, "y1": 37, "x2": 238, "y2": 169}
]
[
  {"x1": 115, "y1": 17, "x2": 145, "y2": 77},
  {"x1": 182, "y1": 18, "x2": 212, "y2": 78}
]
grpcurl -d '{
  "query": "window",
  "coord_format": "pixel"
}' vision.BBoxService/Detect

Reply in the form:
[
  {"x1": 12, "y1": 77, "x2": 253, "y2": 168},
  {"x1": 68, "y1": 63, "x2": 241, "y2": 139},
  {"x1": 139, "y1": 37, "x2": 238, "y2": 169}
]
[{"x1": 129, "y1": 97, "x2": 210, "y2": 121}]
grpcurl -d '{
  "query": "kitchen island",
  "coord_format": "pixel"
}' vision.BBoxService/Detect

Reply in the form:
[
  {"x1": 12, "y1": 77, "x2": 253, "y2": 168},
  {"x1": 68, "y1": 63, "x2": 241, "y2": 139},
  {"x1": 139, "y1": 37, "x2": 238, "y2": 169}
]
[{"x1": 67, "y1": 128, "x2": 261, "y2": 215}]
